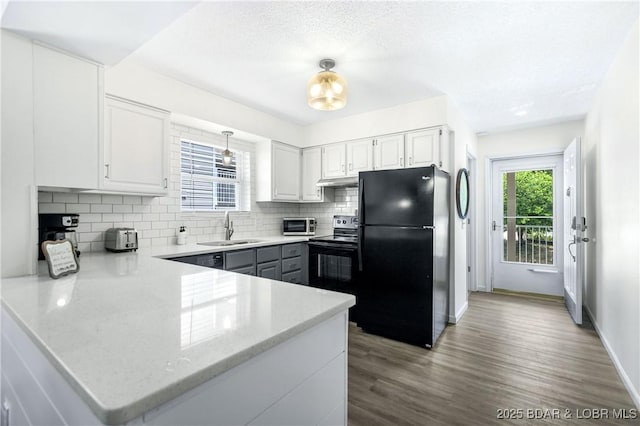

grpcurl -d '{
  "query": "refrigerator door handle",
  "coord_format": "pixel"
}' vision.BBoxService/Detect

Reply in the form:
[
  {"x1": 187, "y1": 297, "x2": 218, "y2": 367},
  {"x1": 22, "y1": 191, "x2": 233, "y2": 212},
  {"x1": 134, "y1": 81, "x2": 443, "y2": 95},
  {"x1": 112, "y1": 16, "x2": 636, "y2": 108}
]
[
  {"x1": 358, "y1": 178, "x2": 364, "y2": 225},
  {"x1": 358, "y1": 178, "x2": 364, "y2": 272},
  {"x1": 358, "y1": 225, "x2": 364, "y2": 271}
]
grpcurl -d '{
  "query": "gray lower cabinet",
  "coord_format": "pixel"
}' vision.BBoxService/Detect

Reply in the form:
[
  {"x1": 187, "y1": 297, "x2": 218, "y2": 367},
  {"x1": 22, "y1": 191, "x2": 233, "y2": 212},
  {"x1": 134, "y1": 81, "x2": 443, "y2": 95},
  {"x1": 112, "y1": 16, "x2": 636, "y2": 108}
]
[
  {"x1": 256, "y1": 246, "x2": 282, "y2": 280},
  {"x1": 225, "y1": 249, "x2": 257, "y2": 276},
  {"x1": 257, "y1": 260, "x2": 281, "y2": 280},
  {"x1": 225, "y1": 243, "x2": 305, "y2": 284},
  {"x1": 281, "y1": 270, "x2": 302, "y2": 284},
  {"x1": 280, "y1": 244, "x2": 303, "y2": 284}
]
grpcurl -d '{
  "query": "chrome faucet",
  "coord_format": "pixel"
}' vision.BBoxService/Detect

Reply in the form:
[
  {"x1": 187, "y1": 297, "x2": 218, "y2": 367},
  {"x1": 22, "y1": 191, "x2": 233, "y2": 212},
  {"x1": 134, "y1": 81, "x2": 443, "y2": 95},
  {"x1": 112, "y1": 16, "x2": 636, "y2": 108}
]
[{"x1": 224, "y1": 211, "x2": 234, "y2": 240}]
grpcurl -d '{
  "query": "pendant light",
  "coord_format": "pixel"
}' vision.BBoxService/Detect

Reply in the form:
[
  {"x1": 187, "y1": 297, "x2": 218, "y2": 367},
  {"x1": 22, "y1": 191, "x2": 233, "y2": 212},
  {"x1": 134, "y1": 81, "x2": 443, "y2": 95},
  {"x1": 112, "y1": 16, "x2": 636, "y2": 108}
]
[
  {"x1": 307, "y1": 59, "x2": 347, "y2": 111},
  {"x1": 222, "y1": 131, "x2": 233, "y2": 165}
]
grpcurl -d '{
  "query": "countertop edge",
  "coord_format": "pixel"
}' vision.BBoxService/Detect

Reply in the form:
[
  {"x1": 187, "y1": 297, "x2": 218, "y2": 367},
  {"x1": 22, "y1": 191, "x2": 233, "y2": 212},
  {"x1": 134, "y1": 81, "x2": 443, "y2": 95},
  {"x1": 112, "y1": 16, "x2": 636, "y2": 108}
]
[
  {"x1": 150, "y1": 236, "x2": 311, "y2": 258},
  {"x1": 2, "y1": 294, "x2": 356, "y2": 425}
]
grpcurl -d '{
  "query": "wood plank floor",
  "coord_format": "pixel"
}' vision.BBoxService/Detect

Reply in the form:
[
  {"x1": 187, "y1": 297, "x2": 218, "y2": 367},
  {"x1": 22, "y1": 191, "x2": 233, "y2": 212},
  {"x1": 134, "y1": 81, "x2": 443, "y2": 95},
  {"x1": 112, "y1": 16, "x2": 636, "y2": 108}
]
[{"x1": 348, "y1": 292, "x2": 638, "y2": 425}]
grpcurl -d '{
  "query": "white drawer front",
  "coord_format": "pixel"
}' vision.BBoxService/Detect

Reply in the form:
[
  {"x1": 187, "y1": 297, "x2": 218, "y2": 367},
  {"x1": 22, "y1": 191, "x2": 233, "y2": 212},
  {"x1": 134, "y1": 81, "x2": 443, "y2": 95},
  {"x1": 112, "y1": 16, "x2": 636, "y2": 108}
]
[{"x1": 248, "y1": 353, "x2": 346, "y2": 426}]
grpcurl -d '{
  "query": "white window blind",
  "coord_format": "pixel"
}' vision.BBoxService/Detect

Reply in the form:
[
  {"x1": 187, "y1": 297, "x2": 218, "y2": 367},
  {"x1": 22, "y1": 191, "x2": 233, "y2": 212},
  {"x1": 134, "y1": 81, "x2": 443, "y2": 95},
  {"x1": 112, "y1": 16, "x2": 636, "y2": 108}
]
[{"x1": 181, "y1": 140, "x2": 245, "y2": 211}]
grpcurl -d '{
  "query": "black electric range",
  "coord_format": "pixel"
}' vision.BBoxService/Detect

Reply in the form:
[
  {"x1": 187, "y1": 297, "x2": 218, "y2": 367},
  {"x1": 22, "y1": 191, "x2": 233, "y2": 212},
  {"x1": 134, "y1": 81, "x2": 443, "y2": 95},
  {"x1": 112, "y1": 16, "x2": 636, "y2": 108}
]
[{"x1": 308, "y1": 215, "x2": 359, "y2": 319}]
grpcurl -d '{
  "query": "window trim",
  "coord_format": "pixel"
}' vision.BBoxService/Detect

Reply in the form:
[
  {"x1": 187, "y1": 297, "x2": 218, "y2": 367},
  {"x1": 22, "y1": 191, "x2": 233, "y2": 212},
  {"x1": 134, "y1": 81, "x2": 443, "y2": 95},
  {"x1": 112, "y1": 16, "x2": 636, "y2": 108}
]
[{"x1": 180, "y1": 138, "x2": 247, "y2": 212}]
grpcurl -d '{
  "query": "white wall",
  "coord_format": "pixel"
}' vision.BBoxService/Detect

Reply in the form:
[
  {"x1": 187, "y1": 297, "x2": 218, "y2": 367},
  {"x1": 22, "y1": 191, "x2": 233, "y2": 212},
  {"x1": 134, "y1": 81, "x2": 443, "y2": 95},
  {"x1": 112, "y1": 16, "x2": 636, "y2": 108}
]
[
  {"x1": 475, "y1": 120, "x2": 585, "y2": 290},
  {"x1": 1, "y1": 30, "x2": 37, "y2": 278},
  {"x1": 446, "y1": 99, "x2": 478, "y2": 321},
  {"x1": 303, "y1": 96, "x2": 448, "y2": 147},
  {"x1": 105, "y1": 61, "x2": 305, "y2": 148},
  {"x1": 583, "y1": 20, "x2": 639, "y2": 408}
]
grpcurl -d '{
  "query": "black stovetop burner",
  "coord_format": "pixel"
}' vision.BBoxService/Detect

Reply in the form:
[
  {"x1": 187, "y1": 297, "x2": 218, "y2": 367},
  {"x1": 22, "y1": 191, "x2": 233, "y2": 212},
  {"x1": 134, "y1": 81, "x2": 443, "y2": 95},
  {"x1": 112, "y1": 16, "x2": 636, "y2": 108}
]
[{"x1": 308, "y1": 215, "x2": 358, "y2": 246}]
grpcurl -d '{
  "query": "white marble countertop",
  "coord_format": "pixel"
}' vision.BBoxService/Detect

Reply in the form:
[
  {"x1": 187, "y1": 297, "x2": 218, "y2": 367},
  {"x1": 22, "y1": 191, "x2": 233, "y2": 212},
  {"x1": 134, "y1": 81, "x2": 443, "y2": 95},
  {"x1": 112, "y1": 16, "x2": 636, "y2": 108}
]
[
  {"x1": 149, "y1": 235, "x2": 311, "y2": 258},
  {"x1": 1, "y1": 247, "x2": 355, "y2": 425}
]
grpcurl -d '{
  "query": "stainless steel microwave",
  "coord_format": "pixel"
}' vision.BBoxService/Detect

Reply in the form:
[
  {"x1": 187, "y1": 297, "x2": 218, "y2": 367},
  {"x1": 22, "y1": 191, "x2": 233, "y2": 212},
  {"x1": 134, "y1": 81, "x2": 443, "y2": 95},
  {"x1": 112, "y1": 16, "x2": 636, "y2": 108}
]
[{"x1": 283, "y1": 217, "x2": 317, "y2": 236}]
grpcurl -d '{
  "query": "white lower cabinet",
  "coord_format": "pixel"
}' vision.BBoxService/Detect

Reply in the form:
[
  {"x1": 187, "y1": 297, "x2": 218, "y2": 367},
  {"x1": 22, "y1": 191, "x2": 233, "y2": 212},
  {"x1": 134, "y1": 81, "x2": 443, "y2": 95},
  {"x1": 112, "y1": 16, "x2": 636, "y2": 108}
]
[
  {"x1": 0, "y1": 309, "x2": 348, "y2": 426},
  {"x1": 103, "y1": 95, "x2": 170, "y2": 195},
  {"x1": 374, "y1": 134, "x2": 405, "y2": 170}
]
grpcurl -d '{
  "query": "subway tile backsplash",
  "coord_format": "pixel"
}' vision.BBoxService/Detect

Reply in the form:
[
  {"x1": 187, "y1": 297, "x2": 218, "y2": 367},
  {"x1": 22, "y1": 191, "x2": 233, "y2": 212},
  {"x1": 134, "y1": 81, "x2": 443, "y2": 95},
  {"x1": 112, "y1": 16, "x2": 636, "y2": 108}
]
[{"x1": 38, "y1": 123, "x2": 358, "y2": 253}]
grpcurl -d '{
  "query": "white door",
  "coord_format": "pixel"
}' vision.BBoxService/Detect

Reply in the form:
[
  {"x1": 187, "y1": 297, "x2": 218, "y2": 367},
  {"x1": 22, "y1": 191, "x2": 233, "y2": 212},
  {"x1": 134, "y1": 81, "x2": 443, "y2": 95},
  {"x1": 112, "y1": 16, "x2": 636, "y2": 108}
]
[
  {"x1": 374, "y1": 134, "x2": 405, "y2": 170},
  {"x1": 272, "y1": 143, "x2": 300, "y2": 201},
  {"x1": 322, "y1": 144, "x2": 346, "y2": 178},
  {"x1": 491, "y1": 155, "x2": 564, "y2": 295},
  {"x1": 346, "y1": 139, "x2": 373, "y2": 176},
  {"x1": 563, "y1": 138, "x2": 584, "y2": 325},
  {"x1": 301, "y1": 147, "x2": 323, "y2": 201}
]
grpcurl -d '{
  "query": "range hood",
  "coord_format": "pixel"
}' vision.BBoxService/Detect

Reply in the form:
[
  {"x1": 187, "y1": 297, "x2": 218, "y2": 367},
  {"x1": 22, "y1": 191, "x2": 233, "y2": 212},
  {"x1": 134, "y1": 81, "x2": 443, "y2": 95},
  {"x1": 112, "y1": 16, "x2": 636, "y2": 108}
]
[{"x1": 316, "y1": 176, "x2": 359, "y2": 188}]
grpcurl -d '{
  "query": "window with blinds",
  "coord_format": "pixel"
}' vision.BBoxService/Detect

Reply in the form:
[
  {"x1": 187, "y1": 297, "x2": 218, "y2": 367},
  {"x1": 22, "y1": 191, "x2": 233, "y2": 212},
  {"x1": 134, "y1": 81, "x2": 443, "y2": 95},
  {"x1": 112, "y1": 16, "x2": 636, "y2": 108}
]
[{"x1": 180, "y1": 140, "x2": 245, "y2": 211}]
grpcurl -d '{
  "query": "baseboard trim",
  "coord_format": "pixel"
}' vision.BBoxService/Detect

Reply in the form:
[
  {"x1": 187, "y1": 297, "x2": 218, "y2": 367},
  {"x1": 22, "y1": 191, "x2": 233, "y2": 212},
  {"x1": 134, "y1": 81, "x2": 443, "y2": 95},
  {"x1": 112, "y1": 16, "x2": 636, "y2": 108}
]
[
  {"x1": 585, "y1": 305, "x2": 640, "y2": 410},
  {"x1": 493, "y1": 288, "x2": 564, "y2": 301},
  {"x1": 449, "y1": 301, "x2": 468, "y2": 324}
]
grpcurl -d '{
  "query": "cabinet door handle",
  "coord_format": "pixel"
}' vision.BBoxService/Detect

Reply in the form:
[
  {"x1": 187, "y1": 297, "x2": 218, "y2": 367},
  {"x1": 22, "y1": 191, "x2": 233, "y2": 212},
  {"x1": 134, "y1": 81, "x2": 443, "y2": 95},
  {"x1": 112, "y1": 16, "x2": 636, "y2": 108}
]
[
  {"x1": 1, "y1": 400, "x2": 9, "y2": 426},
  {"x1": 349, "y1": 163, "x2": 353, "y2": 171},
  {"x1": 409, "y1": 157, "x2": 413, "y2": 165},
  {"x1": 104, "y1": 163, "x2": 110, "y2": 179},
  {"x1": 439, "y1": 160, "x2": 443, "y2": 168},
  {"x1": 164, "y1": 178, "x2": 168, "y2": 189},
  {"x1": 400, "y1": 157, "x2": 404, "y2": 167}
]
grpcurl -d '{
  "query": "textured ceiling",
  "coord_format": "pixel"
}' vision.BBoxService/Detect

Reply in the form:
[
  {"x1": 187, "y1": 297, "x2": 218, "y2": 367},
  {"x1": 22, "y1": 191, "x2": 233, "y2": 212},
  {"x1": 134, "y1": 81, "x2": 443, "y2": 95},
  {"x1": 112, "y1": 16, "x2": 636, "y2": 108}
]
[
  {"x1": 128, "y1": 1, "x2": 639, "y2": 131},
  {"x1": 3, "y1": 1, "x2": 638, "y2": 132},
  {"x1": 1, "y1": 1, "x2": 198, "y2": 65}
]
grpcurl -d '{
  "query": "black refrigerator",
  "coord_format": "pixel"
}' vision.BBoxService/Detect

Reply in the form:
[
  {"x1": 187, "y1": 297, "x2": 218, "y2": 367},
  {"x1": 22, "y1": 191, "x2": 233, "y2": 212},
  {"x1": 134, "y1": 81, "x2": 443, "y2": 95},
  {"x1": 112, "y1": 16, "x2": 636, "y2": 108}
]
[{"x1": 357, "y1": 166, "x2": 450, "y2": 348}]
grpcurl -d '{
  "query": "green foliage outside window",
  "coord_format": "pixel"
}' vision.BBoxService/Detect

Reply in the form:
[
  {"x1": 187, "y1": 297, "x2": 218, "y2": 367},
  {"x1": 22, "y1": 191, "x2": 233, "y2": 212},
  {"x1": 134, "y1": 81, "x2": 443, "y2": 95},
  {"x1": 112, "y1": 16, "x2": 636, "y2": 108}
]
[{"x1": 503, "y1": 170, "x2": 553, "y2": 226}]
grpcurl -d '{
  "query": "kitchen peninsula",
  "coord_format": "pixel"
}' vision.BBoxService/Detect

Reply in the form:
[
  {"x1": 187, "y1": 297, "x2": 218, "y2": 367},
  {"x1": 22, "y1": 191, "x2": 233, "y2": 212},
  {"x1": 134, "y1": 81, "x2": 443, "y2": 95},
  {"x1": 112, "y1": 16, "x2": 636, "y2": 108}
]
[{"x1": 1, "y1": 248, "x2": 354, "y2": 425}]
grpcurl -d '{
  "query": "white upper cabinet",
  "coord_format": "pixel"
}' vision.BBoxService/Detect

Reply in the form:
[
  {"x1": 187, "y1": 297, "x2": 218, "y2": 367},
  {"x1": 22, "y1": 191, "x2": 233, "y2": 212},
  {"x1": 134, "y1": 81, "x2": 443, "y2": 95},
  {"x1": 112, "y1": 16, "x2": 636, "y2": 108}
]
[
  {"x1": 404, "y1": 126, "x2": 450, "y2": 172},
  {"x1": 33, "y1": 43, "x2": 103, "y2": 189},
  {"x1": 322, "y1": 144, "x2": 346, "y2": 178},
  {"x1": 273, "y1": 143, "x2": 301, "y2": 200},
  {"x1": 346, "y1": 139, "x2": 373, "y2": 176},
  {"x1": 256, "y1": 141, "x2": 301, "y2": 202},
  {"x1": 103, "y1": 95, "x2": 170, "y2": 195},
  {"x1": 301, "y1": 147, "x2": 323, "y2": 201},
  {"x1": 374, "y1": 134, "x2": 405, "y2": 170},
  {"x1": 405, "y1": 128, "x2": 440, "y2": 169}
]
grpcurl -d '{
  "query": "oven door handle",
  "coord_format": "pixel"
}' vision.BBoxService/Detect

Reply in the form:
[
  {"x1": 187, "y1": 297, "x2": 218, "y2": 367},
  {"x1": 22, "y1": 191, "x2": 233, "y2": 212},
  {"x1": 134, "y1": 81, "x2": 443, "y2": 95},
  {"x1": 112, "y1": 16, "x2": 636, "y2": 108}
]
[{"x1": 308, "y1": 242, "x2": 357, "y2": 252}]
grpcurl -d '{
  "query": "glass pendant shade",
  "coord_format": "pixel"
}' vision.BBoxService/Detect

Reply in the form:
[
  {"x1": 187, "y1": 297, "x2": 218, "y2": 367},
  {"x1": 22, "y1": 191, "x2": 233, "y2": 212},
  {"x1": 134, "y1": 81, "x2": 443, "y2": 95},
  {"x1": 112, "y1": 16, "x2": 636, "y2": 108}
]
[
  {"x1": 221, "y1": 131, "x2": 233, "y2": 166},
  {"x1": 222, "y1": 149, "x2": 232, "y2": 165},
  {"x1": 307, "y1": 59, "x2": 347, "y2": 111}
]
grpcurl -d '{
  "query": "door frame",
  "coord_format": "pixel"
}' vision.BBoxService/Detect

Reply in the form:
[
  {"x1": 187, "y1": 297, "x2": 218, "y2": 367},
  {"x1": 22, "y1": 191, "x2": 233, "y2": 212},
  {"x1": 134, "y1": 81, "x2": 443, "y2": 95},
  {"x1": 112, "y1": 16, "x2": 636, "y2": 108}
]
[
  {"x1": 466, "y1": 149, "x2": 477, "y2": 292},
  {"x1": 484, "y1": 150, "x2": 564, "y2": 292}
]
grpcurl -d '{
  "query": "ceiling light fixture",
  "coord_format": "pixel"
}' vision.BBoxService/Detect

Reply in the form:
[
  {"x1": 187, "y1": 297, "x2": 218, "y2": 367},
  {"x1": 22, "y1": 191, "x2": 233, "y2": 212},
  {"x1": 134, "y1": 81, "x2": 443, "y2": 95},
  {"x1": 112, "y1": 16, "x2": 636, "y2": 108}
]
[
  {"x1": 307, "y1": 58, "x2": 347, "y2": 111},
  {"x1": 222, "y1": 130, "x2": 233, "y2": 165}
]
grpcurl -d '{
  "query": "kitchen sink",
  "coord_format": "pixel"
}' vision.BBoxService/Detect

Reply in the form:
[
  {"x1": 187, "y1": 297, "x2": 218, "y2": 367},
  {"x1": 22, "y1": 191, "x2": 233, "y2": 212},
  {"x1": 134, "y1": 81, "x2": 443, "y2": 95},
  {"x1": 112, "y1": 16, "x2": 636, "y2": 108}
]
[{"x1": 198, "y1": 239, "x2": 263, "y2": 247}]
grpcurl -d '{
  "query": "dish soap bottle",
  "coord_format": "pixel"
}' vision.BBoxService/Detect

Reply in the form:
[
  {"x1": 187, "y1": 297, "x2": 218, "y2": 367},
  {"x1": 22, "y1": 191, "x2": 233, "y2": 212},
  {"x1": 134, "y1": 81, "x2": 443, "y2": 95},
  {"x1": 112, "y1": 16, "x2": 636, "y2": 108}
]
[{"x1": 177, "y1": 226, "x2": 187, "y2": 245}]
